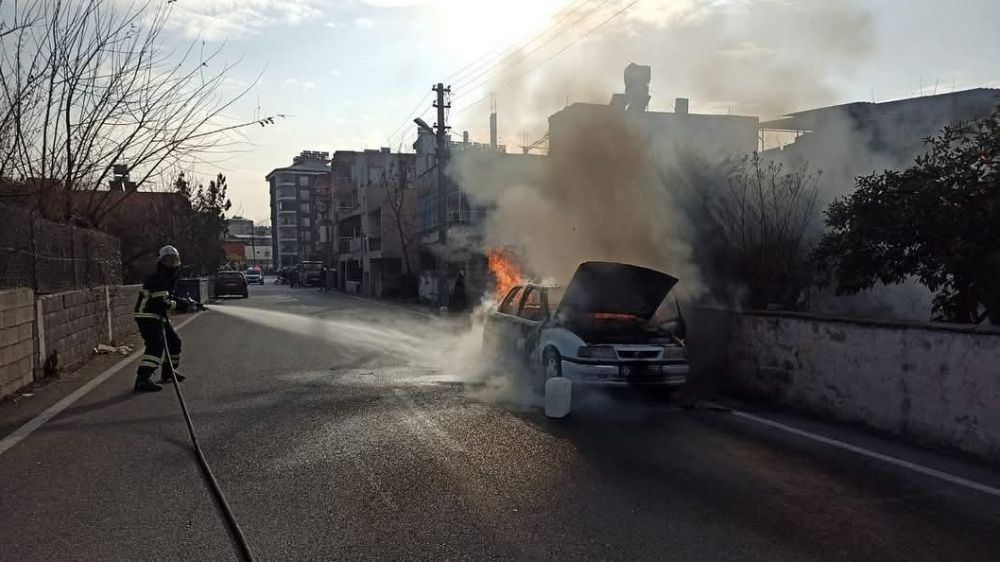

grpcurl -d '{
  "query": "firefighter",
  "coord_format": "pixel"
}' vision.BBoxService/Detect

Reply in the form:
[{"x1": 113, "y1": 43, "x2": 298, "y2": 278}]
[{"x1": 133, "y1": 245, "x2": 204, "y2": 392}]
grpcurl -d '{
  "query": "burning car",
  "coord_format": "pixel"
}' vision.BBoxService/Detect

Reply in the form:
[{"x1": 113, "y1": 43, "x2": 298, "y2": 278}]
[{"x1": 483, "y1": 261, "x2": 689, "y2": 388}]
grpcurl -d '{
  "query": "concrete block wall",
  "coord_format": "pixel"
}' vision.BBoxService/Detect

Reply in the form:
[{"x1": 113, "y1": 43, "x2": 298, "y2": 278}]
[
  {"x1": 0, "y1": 288, "x2": 36, "y2": 397},
  {"x1": 716, "y1": 308, "x2": 1000, "y2": 463},
  {"x1": 109, "y1": 284, "x2": 142, "y2": 342},
  {"x1": 39, "y1": 288, "x2": 108, "y2": 375}
]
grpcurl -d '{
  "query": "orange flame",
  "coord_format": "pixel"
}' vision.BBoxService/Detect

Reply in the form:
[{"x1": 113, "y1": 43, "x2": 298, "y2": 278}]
[{"x1": 486, "y1": 247, "x2": 524, "y2": 301}]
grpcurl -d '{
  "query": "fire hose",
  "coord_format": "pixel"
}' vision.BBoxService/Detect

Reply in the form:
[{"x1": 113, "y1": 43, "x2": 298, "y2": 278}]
[{"x1": 162, "y1": 322, "x2": 256, "y2": 562}]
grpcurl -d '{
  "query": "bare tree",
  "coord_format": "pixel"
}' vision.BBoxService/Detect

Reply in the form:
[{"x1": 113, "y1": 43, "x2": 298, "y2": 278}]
[
  {"x1": 382, "y1": 155, "x2": 419, "y2": 277},
  {"x1": 0, "y1": 0, "x2": 278, "y2": 225},
  {"x1": 695, "y1": 153, "x2": 821, "y2": 310}
]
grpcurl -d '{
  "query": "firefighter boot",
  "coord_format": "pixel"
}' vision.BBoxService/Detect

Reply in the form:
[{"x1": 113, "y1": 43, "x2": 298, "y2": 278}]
[
  {"x1": 134, "y1": 377, "x2": 163, "y2": 393},
  {"x1": 158, "y1": 370, "x2": 186, "y2": 384}
]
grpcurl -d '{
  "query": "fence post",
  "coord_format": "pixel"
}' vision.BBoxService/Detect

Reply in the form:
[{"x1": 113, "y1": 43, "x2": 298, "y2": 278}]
[
  {"x1": 29, "y1": 210, "x2": 39, "y2": 292},
  {"x1": 34, "y1": 294, "x2": 46, "y2": 381},
  {"x1": 104, "y1": 285, "x2": 113, "y2": 342}
]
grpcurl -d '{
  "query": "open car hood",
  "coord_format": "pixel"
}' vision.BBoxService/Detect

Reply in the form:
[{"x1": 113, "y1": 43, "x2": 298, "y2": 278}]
[{"x1": 555, "y1": 262, "x2": 678, "y2": 321}]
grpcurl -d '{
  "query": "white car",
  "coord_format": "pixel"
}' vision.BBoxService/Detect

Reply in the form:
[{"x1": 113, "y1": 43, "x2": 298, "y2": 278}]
[
  {"x1": 483, "y1": 262, "x2": 689, "y2": 388},
  {"x1": 244, "y1": 269, "x2": 264, "y2": 285}
]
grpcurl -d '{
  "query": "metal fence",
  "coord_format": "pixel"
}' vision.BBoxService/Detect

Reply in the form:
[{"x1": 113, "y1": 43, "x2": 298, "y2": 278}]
[{"x1": 0, "y1": 203, "x2": 123, "y2": 293}]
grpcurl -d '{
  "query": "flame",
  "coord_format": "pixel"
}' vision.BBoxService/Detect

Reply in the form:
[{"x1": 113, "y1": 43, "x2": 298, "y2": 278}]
[{"x1": 486, "y1": 247, "x2": 524, "y2": 301}]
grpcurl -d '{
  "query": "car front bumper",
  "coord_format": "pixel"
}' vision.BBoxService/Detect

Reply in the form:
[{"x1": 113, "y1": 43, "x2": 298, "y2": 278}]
[{"x1": 561, "y1": 359, "x2": 689, "y2": 386}]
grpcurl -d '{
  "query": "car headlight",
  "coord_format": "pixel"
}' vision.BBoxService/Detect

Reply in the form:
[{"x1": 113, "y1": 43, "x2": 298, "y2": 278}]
[
  {"x1": 664, "y1": 346, "x2": 687, "y2": 360},
  {"x1": 577, "y1": 346, "x2": 617, "y2": 360}
]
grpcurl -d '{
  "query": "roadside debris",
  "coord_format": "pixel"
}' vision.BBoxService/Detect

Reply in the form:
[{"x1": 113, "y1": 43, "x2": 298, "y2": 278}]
[{"x1": 94, "y1": 344, "x2": 133, "y2": 355}]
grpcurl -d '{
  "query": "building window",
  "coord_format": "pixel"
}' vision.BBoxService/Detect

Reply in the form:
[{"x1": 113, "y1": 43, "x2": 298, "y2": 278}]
[
  {"x1": 302, "y1": 230, "x2": 312, "y2": 241},
  {"x1": 299, "y1": 189, "x2": 310, "y2": 199},
  {"x1": 301, "y1": 218, "x2": 311, "y2": 228},
  {"x1": 300, "y1": 203, "x2": 310, "y2": 213},
  {"x1": 298, "y1": 176, "x2": 309, "y2": 187},
  {"x1": 277, "y1": 187, "x2": 295, "y2": 198},
  {"x1": 276, "y1": 173, "x2": 292, "y2": 184}
]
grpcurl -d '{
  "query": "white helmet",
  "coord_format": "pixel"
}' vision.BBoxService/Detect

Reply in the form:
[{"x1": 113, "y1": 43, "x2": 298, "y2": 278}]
[{"x1": 158, "y1": 245, "x2": 180, "y2": 260}]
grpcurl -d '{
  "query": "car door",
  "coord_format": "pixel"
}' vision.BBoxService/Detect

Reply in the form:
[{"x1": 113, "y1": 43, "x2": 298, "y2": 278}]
[
  {"x1": 485, "y1": 286, "x2": 524, "y2": 360},
  {"x1": 511, "y1": 287, "x2": 546, "y2": 365}
]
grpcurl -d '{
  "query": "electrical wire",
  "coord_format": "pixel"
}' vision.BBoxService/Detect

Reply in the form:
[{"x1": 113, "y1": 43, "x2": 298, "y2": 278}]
[
  {"x1": 162, "y1": 324, "x2": 256, "y2": 562},
  {"x1": 448, "y1": 0, "x2": 597, "y2": 87},
  {"x1": 382, "y1": 0, "x2": 594, "y2": 148},
  {"x1": 450, "y1": 0, "x2": 616, "y2": 93},
  {"x1": 452, "y1": 0, "x2": 640, "y2": 117}
]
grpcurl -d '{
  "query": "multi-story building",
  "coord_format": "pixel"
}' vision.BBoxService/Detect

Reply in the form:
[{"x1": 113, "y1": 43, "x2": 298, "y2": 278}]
[
  {"x1": 413, "y1": 126, "x2": 542, "y2": 306},
  {"x1": 760, "y1": 88, "x2": 1000, "y2": 196},
  {"x1": 330, "y1": 148, "x2": 419, "y2": 297},
  {"x1": 547, "y1": 66, "x2": 759, "y2": 160},
  {"x1": 265, "y1": 151, "x2": 330, "y2": 269},
  {"x1": 225, "y1": 217, "x2": 272, "y2": 269}
]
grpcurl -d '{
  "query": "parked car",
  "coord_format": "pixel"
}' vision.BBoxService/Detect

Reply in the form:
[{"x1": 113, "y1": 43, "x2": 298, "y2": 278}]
[
  {"x1": 215, "y1": 271, "x2": 249, "y2": 298},
  {"x1": 244, "y1": 268, "x2": 264, "y2": 285},
  {"x1": 300, "y1": 261, "x2": 323, "y2": 286},
  {"x1": 483, "y1": 261, "x2": 688, "y2": 389}
]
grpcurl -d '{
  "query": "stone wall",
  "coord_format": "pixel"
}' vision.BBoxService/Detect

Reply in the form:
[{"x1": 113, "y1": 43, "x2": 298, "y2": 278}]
[
  {"x1": 713, "y1": 308, "x2": 1000, "y2": 463},
  {"x1": 0, "y1": 288, "x2": 36, "y2": 397}
]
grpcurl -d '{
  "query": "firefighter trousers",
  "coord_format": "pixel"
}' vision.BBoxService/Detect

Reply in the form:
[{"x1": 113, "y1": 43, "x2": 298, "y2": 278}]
[{"x1": 135, "y1": 319, "x2": 181, "y2": 381}]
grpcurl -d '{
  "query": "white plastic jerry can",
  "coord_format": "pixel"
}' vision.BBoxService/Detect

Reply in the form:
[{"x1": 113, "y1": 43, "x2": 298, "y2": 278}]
[{"x1": 545, "y1": 377, "x2": 572, "y2": 418}]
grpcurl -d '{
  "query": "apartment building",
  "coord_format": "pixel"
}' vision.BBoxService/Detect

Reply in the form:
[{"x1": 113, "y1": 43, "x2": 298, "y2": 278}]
[
  {"x1": 331, "y1": 149, "x2": 418, "y2": 297},
  {"x1": 265, "y1": 151, "x2": 330, "y2": 269}
]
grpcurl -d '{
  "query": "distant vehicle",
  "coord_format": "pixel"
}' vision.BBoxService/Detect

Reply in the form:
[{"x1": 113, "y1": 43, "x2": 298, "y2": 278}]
[
  {"x1": 244, "y1": 268, "x2": 264, "y2": 285},
  {"x1": 300, "y1": 261, "x2": 323, "y2": 287},
  {"x1": 483, "y1": 261, "x2": 689, "y2": 390},
  {"x1": 215, "y1": 271, "x2": 249, "y2": 298}
]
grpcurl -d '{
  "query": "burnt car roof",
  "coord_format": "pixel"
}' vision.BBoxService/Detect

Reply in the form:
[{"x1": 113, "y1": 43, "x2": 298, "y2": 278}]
[{"x1": 555, "y1": 261, "x2": 677, "y2": 320}]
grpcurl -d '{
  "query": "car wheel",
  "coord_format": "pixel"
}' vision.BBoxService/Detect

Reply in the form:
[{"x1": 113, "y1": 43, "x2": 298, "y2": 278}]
[
  {"x1": 242, "y1": 290, "x2": 249, "y2": 298},
  {"x1": 542, "y1": 347, "x2": 562, "y2": 380}
]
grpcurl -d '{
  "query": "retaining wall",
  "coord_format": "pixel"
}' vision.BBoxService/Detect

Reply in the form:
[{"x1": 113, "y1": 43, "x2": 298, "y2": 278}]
[
  {"x1": 0, "y1": 288, "x2": 36, "y2": 397},
  {"x1": 709, "y1": 308, "x2": 1000, "y2": 463}
]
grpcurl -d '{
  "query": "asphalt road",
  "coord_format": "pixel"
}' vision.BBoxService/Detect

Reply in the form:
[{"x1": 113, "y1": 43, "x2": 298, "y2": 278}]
[{"x1": 2, "y1": 282, "x2": 1000, "y2": 561}]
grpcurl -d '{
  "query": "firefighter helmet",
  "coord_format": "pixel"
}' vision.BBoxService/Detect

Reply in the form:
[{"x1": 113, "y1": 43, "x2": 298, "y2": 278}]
[{"x1": 158, "y1": 245, "x2": 180, "y2": 260}]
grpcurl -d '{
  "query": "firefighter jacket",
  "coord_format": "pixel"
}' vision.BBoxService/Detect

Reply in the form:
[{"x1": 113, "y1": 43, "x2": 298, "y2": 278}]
[{"x1": 133, "y1": 264, "x2": 193, "y2": 321}]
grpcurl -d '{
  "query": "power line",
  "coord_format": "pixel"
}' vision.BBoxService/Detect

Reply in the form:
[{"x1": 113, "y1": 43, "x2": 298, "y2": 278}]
[
  {"x1": 447, "y1": 0, "x2": 594, "y2": 86},
  {"x1": 385, "y1": 91, "x2": 433, "y2": 149},
  {"x1": 451, "y1": 0, "x2": 616, "y2": 93},
  {"x1": 452, "y1": 0, "x2": 640, "y2": 117},
  {"x1": 382, "y1": 0, "x2": 595, "y2": 148}
]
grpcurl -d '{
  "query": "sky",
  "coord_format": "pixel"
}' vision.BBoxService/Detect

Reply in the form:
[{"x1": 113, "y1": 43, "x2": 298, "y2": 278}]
[{"x1": 149, "y1": 0, "x2": 1000, "y2": 224}]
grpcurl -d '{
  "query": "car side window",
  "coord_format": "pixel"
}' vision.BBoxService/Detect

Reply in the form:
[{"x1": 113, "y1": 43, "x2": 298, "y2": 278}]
[
  {"x1": 498, "y1": 287, "x2": 522, "y2": 315},
  {"x1": 518, "y1": 288, "x2": 543, "y2": 321}
]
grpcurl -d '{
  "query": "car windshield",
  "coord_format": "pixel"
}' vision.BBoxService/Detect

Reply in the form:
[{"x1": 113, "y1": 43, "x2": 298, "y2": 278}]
[{"x1": 219, "y1": 272, "x2": 243, "y2": 279}]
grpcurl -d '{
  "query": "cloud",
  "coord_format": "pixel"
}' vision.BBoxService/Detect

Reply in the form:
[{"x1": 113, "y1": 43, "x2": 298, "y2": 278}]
[
  {"x1": 324, "y1": 21, "x2": 340, "y2": 28},
  {"x1": 361, "y1": 0, "x2": 422, "y2": 6},
  {"x1": 162, "y1": 0, "x2": 324, "y2": 40},
  {"x1": 354, "y1": 17, "x2": 376, "y2": 28},
  {"x1": 330, "y1": 69, "x2": 343, "y2": 78},
  {"x1": 302, "y1": 81, "x2": 317, "y2": 92},
  {"x1": 284, "y1": 77, "x2": 298, "y2": 84}
]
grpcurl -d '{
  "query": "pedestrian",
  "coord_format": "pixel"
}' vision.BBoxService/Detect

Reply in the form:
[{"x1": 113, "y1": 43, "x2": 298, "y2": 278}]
[
  {"x1": 451, "y1": 272, "x2": 468, "y2": 312},
  {"x1": 132, "y1": 245, "x2": 204, "y2": 392},
  {"x1": 290, "y1": 267, "x2": 300, "y2": 288}
]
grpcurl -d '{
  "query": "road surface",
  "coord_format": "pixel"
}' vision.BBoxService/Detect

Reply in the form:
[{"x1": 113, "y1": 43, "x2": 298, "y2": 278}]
[{"x1": 2, "y1": 283, "x2": 999, "y2": 561}]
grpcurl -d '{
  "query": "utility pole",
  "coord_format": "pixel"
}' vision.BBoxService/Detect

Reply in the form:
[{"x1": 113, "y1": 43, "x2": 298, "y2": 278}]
[{"x1": 433, "y1": 83, "x2": 451, "y2": 310}]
